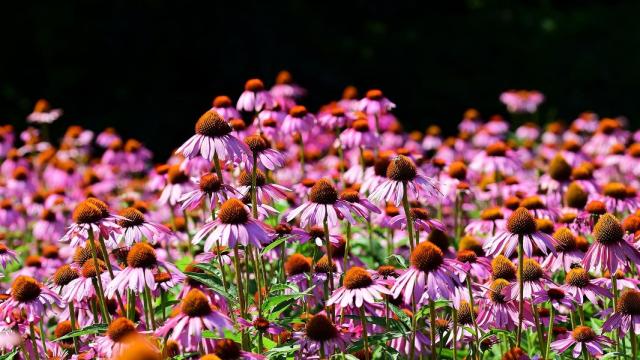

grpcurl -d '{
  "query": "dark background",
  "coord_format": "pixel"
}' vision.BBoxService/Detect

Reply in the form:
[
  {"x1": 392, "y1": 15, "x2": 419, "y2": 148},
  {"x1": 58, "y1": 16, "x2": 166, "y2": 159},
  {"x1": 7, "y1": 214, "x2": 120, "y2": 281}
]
[{"x1": 2, "y1": 0, "x2": 639, "y2": 159}]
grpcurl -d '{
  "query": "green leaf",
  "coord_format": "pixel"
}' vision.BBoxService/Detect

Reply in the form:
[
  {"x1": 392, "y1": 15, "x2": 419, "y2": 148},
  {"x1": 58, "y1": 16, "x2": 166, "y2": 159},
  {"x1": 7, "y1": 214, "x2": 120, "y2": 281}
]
[
  {"x1": 385, "y1": 254, "x2": 408, "y2": 269},
  {"x1": 266, "y1": 343, "x2": 300, "y2": 356},
  {"x1": 260, "y1": 236, "x2": 288, "y2": 256},
  {"x1": 185, "y1": 271, "x2": 236, "y2": 301},
  {"x1": 388, "y1": 303, "x2": 411, "y2": 329},
  {"x1": 54, "y1": 323, "x2": 108, "y2": 341},
  {"x1": 0, "y1": 349, "x2": 18, "y2": 360},
  {"x1": 170, "y1": 352, "x2": 200, "y2": 360}
]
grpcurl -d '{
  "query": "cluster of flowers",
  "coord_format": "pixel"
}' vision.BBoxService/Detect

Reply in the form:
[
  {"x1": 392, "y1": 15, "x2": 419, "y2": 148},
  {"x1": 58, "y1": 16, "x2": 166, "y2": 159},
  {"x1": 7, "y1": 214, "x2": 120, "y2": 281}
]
[{"x1": 1, "y1": 73, "x2": 640, "y2": 360}]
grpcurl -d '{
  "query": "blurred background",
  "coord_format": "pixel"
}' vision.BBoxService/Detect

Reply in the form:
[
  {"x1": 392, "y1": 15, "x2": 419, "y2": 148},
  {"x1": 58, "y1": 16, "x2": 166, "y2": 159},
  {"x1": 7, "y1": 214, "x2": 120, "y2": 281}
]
[{"x1": 2, "y1": 0, "x2": 639, "y2": 158}]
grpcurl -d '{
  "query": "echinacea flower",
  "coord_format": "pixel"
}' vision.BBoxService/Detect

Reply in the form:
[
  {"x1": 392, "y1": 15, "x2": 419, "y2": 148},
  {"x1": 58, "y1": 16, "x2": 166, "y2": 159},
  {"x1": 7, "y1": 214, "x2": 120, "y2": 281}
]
[
  {"x1": 193, "y1": 198, "x2": 272, "y2": 250},
  {"x1": 477, "y1": 279, "x2": 531, "y2": 331},
  {"x1": 236, "y1": 78, "x2": 276, "y2": 113},
  {"x1": 327, "y1": 267, "x2": 389, "y2": 309},
  {"x1": 244, "y1": 134, "x2": 285, "y2": 170},
  {"x1": 541, "y1": 227, "x2": 584, "y2": 272},
  {"x1": 115, "y1": 207, "x2": 172, "y2": 246},
  {"x1": 390, "y1": 241, "x2": 460, "y2": 305},
  {"x1": 60, "y1": 198, "x2": 121, "y2": 249},
  {"x1": 532, "y1": 287, "x2": 574, "y2": 311},
  {"x1": 211, "y1": 95, "x2": 241, "y2": 121},
  {"x1": 204, "y1": 339, "x2": 265, "y2": 360},
  {"x1": 237, "y1": 169, "x2": 289, "y2": 203},
  {"x1": 106, "y1": 242, "x2": 183, "y2": 297},
  {"x1": 357, "y1": 89, "x2": 395, "y2": 116},
  {"x1": 469, "y1": 142, "x2": 520, "y2": 176},
  {"x1": 0, "y1": 243, "x2": 18, "y2": 269},
  {"x1": 286, "y1": 178, "x2": 356, "y2": 228},
  {"x1": 603, "y1": 288, "x2": 640, "y2": 335},
  {"x1": 369, "y1": 155, "x2": 441, "y2": 206},
  {"x1": 338, "y1": 119, "x2": 379, "y2": 149},
  {"x1": 561, "y1": 267, "x2": 611, "y2": 304},
  {"x1": 582, "y1": 213, "x2": 640, "y2": 273},
  {"x1": 295, "y1": 313, "x2": 350, "y2": 357},
  {"x1": 94, "y1": 317, "x2": 140, "y2": 358},
  {"x1": 155, "y1": 288, "x2": 232, "y2": 352},
  {"x1": 63, "y1": 258, "x2": 111, "y2": 303},
  {"x1": 484, "y1": 207, "x2": 557, "y2": 258},
  {"x1": 27, "y1": 99, "x2": 63, "y2": 124},
  {"x1": 281, "y1": 105, "x2": 316, "y2": 135},
  {"x1": 389, "y1": 207, "x2": 445, "y2": 234},
  {"x1": 505, "y1": 258, "x2": 555, "y2": 300},
  {"x1": 499, "y1": 90, "x2": 544, "y2": 114},
  {"x1": 0, "y1": 275, "x2": 62, "y2": 322},
  {"x1": 175, "y1": 110, "x2": 250, "y2": 163},
  {"x1": 179, "y1": 172, "x2": 239, "y2": 211},
  {"x1": 551, "y1": 325, "x2": 612, "y2": 358}
]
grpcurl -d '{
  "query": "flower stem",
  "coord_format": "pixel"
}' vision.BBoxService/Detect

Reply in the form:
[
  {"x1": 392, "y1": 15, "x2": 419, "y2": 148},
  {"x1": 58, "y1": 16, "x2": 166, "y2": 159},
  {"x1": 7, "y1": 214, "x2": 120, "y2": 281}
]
[
  {"x1": 632, "y1": 328, "x2": 638, "y2": 360},
  {"x1": 96, "y1": 233, "x2": 126, "y2": 313},
  {"x1": 466, "y1": 276, "x2": 481, "y2": 360},
  {"x1": 69, "y1": 301, "x2": 80, "y2": 353},
  {"x1": 233, "y1": 246, "x2": 249, "y2": 350},
  {"x1": 29, "y1": 323, "x2": 40, "y2": 360},
  {"x1": 532, "y1": 304, "x2": 545, "y2": 356},
  {"x1": 87, "y1": 231, "x2": 111, "y2": 324},
  {"x1": 251, "y1": 153, "x2": 259, "y2": 219},
  {"x1": 213, "y1": 152, "x2": 224, "y2": 184},
  {"x1": 323, "y1": 212, "x2": 335, "y2": 297},
  {"x1": 430, "y1": 300, "x2": 437, "y2": 360},
  {"x1": 401, "y1": 181, "x2": 415, "y2": 251},
  {"x1": 359, "y1": 307, "x2": 370, "y2": 360},
  {"x1": 452, "y1": 306, "x2": 458, "y2": 360},
  {"x1": 143, "y1": 284, "x2": 155, "y2": 330},
  {"x1": 545, "y1": 306, "x2": 554, "y2": 359},
  {"x1": 516, "y1": 234, "x2": 524, "y2": 348}
]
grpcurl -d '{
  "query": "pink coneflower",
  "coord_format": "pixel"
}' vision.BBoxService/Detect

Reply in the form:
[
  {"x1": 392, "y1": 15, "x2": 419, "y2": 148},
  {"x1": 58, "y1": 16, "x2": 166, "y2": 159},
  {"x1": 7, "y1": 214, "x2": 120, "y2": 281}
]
[
  {"x1": 390, "y1": 241, "x2": 460, "y2": 304},
  {"x1": 284, "y1": 253, "x2": 312, "y2": 293},
  {"x1": 0, "y1": 275, "x2": 61, "y2": 322},
  {"x1": 32, "y1": 208, "x2": 65, "y2": 242},
  {"x1": 281, "y1": 105, "x2": 316, "y2": 135},
  {"x1": 63, "y1": 258, "x2": 111, "y2": 303},
  {"x1": 244, "y1": 134, "x2": 285, "y2": 170},
  {"x1": 551, "y1": 325, "x2": 612, "y2": 358},
  {"x1": 465, "y1": 207, "x2": 505, "y2": 236},
  {"x1": 477, "y1": 278, "x2": 531, "y2": 331},
  {"x1": 0, "y1": 243, "x2": 18, "y2": 269},
  {"x1": 327, "y1": 267, "x2": 389, "y2": 309},
  {"x1": 211, "y1": 95, "x2": 241, "y2": 121},
  {"x1": 94, "y1": 317, "x2": 140, "y2": 358},
  {"x1": 505, "y1": 258, "x2": 555, "y2": 300},
  {"x1": 236, "y1": 78, "x2": 276, "y2": 113},
  {"x1": 96, "y1": 127, "x2": 120, "y2": 148},
  {"x1": 193, "y1": 198, "x2": 272, "y2": 250},
  {"x1": 286, "y1": 179, "x2": 356, "y2": 228},
  {"x1": 60, "y1": 198, "x2": 121, "y2": 248},
  {"x1": 561, "y1": 267, "x2": 611, "y2": 305},
  {"x1": 603, "y1": 289, "x2": 640, "y2": 335},
  {"x1": 455, "y1": 250, "x2": 492, "y2": 281},
  {"x1": 357, "y1": 89, "x2": 395, "y2": 116},
  {"x1": 369, "y1": 155, "x2": 441, "y2": 206},
  {"x1": 389, "y1": 207, "x2": 445, "y2": 234},
  {"x1": 295, "y1": 313, "x2": 350, "y2": 357},
  {"x1": 499, "y1": 90, "x2": 544, "y2": 114},
  {"x1": 532, "y1": 287, "x2": 574, "y2": 311},
  {"x1": 317, "y1": 105, "x2": 350, "y2": 130},
  {"x1": 484, "y1": 207, "x2": 557, "y2": 258},
  {"x1": 205, "y1": 339, "x2": 265, "y2": 360},
  {"x1": 179, "y1": 172, "x2": 239, "y2": 211},
  {"x1": 175, "y1": 110, "x2": 250, "y2": 163},
  {"x1": 338, "y1": 189, "x2": 380, "y2": 220},
  {"x1": 582, "y1": 213, "x2": 640, "y2": 273},
  {"x1": 27, "y1": 99, "x2": 63, "y2": 124},
  {"x1": 237, "y1": 169, "x2": 289, "y2": 203},
  {"x1": 114, "y1": 207, "x2": 172, "y2": 246},
  {"x1": 469, "y1": 142, "x2": 520, "y2": 176},
  {"x1": 541, "y1": 227, "x2": 584, "y2": 272},
  {"x1": 106, "y1": 243, "x2": 183, "y2": 297},
  {"x1": 159, "y1": 164, "x2": 193, "y2": 206},
  {"x1": 339, "y1": 119, "x2": 379, "y2": 150},
  {"x1": 600, "y1": 182, "x2": 640, "y2": 214},
  {"x1": 155, "y1": 288, "x2": 232, "y2": 352}
]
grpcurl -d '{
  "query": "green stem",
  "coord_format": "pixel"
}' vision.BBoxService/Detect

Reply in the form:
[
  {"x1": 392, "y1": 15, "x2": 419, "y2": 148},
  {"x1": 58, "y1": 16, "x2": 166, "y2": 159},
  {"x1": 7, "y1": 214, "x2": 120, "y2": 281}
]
[
  {"x1": 430, "y1": 300, "x2": 437, "y2": 360},
  {"x1": 452, "y1": 307, "x2": 458, "y2": 360},
  {"x1": 401, "y1": 182, "x2": 415, "y2": 251},
  {"x1": 29, "y1": 323, "x2": 40, "y2": 360},
  {"x1": 68, "y1": 301, "x2": 80, "y2": 353},
  {"x1": 359, "y1": 307, "x2": 370, "y2": 360},
  {"x1": 632, "y1": 328, "x2": 638, "y2": 360},
  {"x1": 234, "y1": 246, "x2": 249, "y2": 350},
  {"x1": 545, "y1": 306, "x2": 555, "y2": 359},
  {"x1": 251, "y1": 153, "x2": 259, "y2": 219},
  {"x1": 532, "y1": 304, "x2": 545, "y2": 357},
  {"x1": 516, "y1": 234, "x2": 524, "y2": 348},
  {"x1": 96, "y1": 234, "x2": 126, "y2": 314},
  {"x1": 466, "y1": 277, "x2": 481, "y2": 360}
]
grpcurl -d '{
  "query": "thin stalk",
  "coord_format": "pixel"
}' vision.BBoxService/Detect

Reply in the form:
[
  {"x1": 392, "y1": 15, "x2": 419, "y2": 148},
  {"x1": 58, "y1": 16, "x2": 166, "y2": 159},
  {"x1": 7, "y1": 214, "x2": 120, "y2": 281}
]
[
  {"x1": 359, "y1": 307, "x2": 370, "y2": 360},
  {"x1": 545, "y1": 306, "x2": 555, "y2": 359},
  {"x1": 250, "y1": 154, "x2": 259, "y2": 218},
  {"x1": 429, "y1": 300, "x2": 437, "y2": 360},
  {"x1": 452, "y1": 307, "x2": 458, "y2": 360},
  {"x1": 216, "y1": 241, "x2": 229, "y2": 291},
  {"x1": 466, "y1": 276, "x2": 481, "y2": 360},
  {"x1": 532, "y1": 304, "x2": 545, "y2": 356},
  {"x1": 127, "y1": 290, "x2": 136, "y2": 321},
  {"x1": 323, "y1": 212, "x2": 335, "y2": 296},
  {"x1": 88, "y1": 230, "x2": 111, "y2": 324},
  {"x1": 233, "y1": 246, "x2": 249, "y2": 350},
  {"x1": 251, "y1": 247, "x2": 263, "y2": 316},
  {"x1": 516, "y1": 234, "x2": 524, "y2": 348},
  {"x1": 68, "y1": 301, "x2": 80, "y2": 353},
  {"x1": 160, "y1": 288, "x2": 167, "y2": 321},
  {"x1": 38, "y1": 318, "x2": 47, "y2": 354},
  {"x1": 612, "y1": 276, "x2": 620, "y2": 354},
  {"x1": 96, "y1": 234, "x2": 126, "y2": 313},
  {"x1": 401, "y1": 182, "x2": 415, "y2": 250},
  {"x1": 632, "y1": 328, "x2": 638, "y2": 360},
  {"x1": 29, "y1": 323, "x2": 40, "y2": 360}
]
